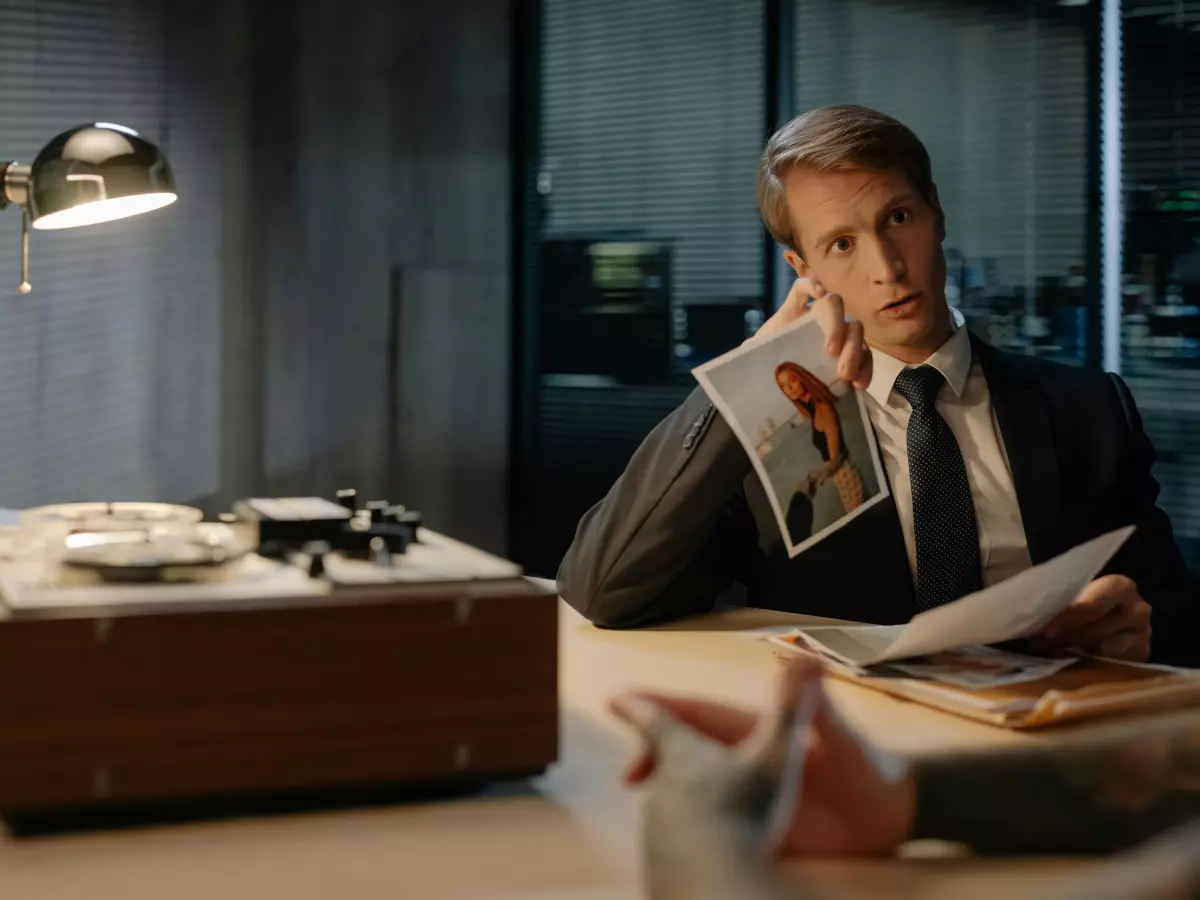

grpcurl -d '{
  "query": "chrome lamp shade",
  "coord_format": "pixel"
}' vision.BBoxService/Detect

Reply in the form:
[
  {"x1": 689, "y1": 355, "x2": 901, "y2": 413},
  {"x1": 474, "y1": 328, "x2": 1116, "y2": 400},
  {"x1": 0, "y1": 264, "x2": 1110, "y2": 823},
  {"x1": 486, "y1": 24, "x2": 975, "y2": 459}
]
[
  {"x1": 0, "y1": 122, "x2": 177, "y2": 291},
  {"x1": 27, "y1": 123, "x2": 176, "y2": 230}
]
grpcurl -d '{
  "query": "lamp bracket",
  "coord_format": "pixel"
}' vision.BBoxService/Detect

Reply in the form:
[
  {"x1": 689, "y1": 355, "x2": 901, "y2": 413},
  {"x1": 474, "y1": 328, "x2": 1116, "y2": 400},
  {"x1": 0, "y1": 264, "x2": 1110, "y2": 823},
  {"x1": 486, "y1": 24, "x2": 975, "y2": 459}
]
[
  {"x1": 1, "y1": 162, "x2": 30, "y2": 209},
  {"x1": 0, "y1": 162, "x2": 33, "y2": 292}
]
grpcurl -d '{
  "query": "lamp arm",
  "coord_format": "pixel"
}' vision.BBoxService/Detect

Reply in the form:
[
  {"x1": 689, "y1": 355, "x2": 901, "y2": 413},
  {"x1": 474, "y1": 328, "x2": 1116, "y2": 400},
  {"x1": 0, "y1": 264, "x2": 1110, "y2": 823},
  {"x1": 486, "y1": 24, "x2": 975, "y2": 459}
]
[{"x1": 18, "y1": 208, "x2": 30, "y2": 293}]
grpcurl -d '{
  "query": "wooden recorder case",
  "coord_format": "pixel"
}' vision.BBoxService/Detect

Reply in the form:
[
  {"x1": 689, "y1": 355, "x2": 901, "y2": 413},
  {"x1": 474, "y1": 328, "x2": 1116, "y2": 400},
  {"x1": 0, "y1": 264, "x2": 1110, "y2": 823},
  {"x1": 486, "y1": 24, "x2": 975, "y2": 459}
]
[{"x1": 0, "y1": 522, "x2": 558, "y2": 825}]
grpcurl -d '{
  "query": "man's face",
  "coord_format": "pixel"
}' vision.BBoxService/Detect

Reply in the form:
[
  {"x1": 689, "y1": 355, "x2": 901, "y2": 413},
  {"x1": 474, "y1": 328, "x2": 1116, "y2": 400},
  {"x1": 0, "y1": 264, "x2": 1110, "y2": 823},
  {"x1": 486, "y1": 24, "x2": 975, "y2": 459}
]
[{"x1": 781, "y1": 165, "x2": 948, "y2": 360}]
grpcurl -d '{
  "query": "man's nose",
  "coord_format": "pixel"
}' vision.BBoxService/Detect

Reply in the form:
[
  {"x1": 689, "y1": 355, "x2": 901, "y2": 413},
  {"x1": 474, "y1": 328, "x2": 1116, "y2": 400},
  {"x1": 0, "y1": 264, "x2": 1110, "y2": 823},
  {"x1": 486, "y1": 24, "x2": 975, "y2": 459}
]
[{"x1": 867, "y1": 236, "x2": 907, "y2": 285}]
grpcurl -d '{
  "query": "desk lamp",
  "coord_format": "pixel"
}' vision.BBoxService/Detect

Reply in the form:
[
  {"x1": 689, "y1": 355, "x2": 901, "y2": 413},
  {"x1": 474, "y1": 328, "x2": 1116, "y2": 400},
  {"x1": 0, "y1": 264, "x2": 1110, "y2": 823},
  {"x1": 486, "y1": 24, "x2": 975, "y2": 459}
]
[{"x1": 0, "y1": 122, "x2": 176, "y2": 293}]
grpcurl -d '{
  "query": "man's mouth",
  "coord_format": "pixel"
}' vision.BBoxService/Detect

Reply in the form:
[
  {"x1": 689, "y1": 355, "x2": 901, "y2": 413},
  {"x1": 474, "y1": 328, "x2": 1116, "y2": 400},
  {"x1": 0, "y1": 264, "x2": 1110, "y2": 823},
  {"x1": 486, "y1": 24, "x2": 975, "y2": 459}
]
[{"x1": 879, "y1": 293, "x2": 920, "y2": 318}]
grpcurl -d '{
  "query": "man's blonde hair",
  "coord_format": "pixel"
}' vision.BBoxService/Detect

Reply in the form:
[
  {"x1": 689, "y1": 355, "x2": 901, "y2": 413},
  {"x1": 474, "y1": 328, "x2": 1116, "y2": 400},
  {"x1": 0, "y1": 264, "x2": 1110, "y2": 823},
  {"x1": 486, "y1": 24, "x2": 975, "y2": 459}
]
[{"x1": 756, "y1": 104, "x2": 941, "y2": 256}]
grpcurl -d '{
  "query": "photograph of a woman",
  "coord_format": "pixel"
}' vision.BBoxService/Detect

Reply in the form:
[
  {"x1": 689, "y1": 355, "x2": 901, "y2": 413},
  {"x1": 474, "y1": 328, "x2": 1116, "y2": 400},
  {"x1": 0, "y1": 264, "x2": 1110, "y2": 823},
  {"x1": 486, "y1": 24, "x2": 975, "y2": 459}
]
[
  {"x1": 774, "y1": 361, "x2": 866, "y2": 522},
  {"x1": 693, "y1": 315, "x2": 888, "y2": 558}
]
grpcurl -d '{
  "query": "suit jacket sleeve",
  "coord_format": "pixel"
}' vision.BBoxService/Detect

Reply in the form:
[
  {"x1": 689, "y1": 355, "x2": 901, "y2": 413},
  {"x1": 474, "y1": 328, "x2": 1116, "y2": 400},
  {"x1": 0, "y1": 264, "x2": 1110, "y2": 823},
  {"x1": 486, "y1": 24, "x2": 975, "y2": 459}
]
[
  {"x1": 556, "y1": 387, "x2": 759, "y2": 628},
  {"x1": 1109, "y1": 373, "x2": 1200, "y2": 667}
]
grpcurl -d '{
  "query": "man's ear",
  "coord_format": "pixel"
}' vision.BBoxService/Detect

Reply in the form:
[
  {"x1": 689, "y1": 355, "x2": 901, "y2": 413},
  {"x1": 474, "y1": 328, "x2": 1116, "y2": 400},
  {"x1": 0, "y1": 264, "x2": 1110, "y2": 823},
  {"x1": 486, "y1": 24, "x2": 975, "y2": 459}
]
[{"x1": 783, "y1": 248, "x2": 810, "y2": 280}]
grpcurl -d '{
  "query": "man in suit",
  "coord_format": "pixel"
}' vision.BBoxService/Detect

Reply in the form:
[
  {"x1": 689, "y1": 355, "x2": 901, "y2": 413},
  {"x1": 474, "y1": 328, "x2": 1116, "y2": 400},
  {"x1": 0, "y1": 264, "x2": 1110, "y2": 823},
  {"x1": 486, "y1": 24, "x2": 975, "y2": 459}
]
[{"x1": 558, "y1": 104, "x2": 1199, "y2": 666}]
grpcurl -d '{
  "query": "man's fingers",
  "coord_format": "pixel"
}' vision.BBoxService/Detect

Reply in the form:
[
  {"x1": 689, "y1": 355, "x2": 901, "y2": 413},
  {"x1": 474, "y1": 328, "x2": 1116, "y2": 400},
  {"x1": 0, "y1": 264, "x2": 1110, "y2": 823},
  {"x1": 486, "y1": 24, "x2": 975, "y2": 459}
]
[
  {"x1": 1042, "y1": 601, "x2": 1114, "y2": 642},
  {"x1": 1056, "y1": 609, "x2": 1128, "y2": 652},
  {"x1": 612, "y1": 692, "x2": 759, "y2": 747},
  {"x1": 778, "y1": 653, "x2": 827, "y2": 711},
  {"x1": 618, "y1": 660, "x2": 820, "y2": 786},
  {"x1": 1042, "y1": 575, "x2": 1136, "y2": 640},
  {"x1": 837, "y1": 321, "x2": 866, "y2": 384},
  {"x1": 609, "y1": 694, "x2": 670, "y2": 747},
  {"x1": 763, "y1": 279, "x2": 861, "y2": 364},
  {"x1": 613, "y1": 689, "x2": 771, "y2": 786},
  {"x1": 623, "y1": 753, "x2": 654, "y2": 785},
  {"x1": 1058, "y1": 600, "x2": 1146, "y2": 650},
  {"x1": 813, "y1": 292, "x2": 847, "y2": 355},
  {"x1": 1093, "y1": 629, "x2": 1151, "y2": 662},
  {"x1": 784, "y1": 276, "x2": 825, "y2": 316},
  {"x1": 797, "y1": 276, "x2": 827, "y2": 303},
  {"x1": 746, "y1": 277, "x2": 827, "y2": 344}
]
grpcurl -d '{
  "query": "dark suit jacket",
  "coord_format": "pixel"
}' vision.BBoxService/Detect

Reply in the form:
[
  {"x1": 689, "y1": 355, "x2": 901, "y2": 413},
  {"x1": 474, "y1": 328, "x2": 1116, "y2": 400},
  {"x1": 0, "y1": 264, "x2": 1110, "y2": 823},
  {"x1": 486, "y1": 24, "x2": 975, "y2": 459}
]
[{"x1": 557, "y1": 334, "x2": 1200, "y2": 667}]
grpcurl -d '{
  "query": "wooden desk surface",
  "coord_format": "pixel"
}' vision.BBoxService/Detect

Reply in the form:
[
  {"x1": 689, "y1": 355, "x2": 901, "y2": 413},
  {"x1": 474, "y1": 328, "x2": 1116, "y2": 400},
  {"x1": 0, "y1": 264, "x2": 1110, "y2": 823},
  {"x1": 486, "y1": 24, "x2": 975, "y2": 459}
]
[{"x1": 0, "y1": 597, "x2": 1101, "y2": 900}]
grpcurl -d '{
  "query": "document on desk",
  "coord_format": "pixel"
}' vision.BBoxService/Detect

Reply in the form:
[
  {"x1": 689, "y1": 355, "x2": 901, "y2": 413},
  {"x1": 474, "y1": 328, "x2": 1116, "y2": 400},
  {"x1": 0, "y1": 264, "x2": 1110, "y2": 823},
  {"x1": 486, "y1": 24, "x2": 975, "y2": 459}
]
[{"x1": 776, "y1": 526, "x2": 1135, "y2": 667}]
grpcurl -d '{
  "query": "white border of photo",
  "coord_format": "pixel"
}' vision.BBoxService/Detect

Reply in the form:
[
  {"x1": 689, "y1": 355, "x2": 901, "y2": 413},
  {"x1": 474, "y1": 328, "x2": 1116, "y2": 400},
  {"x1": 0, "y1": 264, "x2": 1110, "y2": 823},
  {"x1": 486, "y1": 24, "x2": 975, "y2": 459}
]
[{"x1": 692, "y1": 315, "x2": 890, "y2": 559}]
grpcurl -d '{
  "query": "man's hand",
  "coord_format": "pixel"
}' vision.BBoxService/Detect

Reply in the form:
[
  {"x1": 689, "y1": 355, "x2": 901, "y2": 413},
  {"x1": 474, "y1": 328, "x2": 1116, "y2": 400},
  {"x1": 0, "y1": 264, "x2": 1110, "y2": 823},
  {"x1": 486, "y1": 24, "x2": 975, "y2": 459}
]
[
  {"x1": 750, "y1": 277, "x2": 872, "y2": 390},
  {"x1": 1032, "y1": 575, "x2": 1152, "y2": 662},
  {"x1": 613, "y1": 656, "x2": 916, "y2": 857}
]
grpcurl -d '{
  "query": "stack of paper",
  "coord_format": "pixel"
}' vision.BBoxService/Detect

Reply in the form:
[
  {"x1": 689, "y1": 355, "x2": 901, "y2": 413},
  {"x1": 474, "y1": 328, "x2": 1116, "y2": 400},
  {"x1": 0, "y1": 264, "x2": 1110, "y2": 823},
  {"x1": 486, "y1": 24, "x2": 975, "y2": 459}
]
[
  {"x1": 766, "y1": 525, "x2": 1200, "y2": 728},
  {"x1": 771, "y1": 526, "x2": 1134, "y2": 689}
]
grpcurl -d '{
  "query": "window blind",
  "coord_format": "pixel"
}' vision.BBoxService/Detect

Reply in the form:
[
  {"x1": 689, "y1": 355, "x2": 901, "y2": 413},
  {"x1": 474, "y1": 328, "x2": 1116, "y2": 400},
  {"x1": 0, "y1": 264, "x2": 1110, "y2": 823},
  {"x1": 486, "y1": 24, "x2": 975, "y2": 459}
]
[
  {"x1": 540, "y1": 0, "x2": 765, "y2": 307},
  {"x1": 792, "y1": 0, "x2": 1092, "y2": 363},
  {"x1": 1119, "y1": 0, "x2": 1200, "y2": 567},
  {"x1": 0, "y1": 0, "x2": 221, "y2": 505},
  {"x1": 522, "y1": 0, "x2": 766, "y2": 574}
]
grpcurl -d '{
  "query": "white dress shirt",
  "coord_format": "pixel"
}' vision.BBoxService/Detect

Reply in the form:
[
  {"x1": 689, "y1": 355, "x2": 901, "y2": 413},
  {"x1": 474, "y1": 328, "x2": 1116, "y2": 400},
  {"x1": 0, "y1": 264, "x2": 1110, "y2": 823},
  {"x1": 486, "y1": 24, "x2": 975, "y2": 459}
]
[{"x1": 862, "y1": 324, "x2": 1032, "y2": 588}]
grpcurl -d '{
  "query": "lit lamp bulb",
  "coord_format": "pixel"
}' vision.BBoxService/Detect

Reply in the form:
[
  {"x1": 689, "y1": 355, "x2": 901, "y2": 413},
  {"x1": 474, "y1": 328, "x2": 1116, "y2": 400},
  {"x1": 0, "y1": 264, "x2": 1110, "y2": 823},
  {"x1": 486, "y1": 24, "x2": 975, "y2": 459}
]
[{"x1": 0, "y1": 122, "x2": 177, "y2": 292}]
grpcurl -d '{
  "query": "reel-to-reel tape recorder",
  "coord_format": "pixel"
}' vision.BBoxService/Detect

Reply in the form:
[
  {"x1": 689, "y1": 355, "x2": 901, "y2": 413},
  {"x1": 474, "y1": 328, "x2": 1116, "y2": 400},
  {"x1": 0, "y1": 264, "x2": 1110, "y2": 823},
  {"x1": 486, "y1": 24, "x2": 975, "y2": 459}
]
[
  {"x1": 14, "y1": 500, "x2": 247, "y2": 579},
  {"x1": 0, "y1": 490, "x2": 557, "y2": 825}
]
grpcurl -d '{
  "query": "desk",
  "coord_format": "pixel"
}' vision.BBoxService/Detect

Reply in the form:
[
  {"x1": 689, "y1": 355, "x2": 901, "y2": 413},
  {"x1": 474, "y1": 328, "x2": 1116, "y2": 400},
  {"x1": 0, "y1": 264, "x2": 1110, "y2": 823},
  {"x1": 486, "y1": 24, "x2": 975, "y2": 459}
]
[{"x1": 0, "y1": 599, "x2": 1096, "y2": 900}]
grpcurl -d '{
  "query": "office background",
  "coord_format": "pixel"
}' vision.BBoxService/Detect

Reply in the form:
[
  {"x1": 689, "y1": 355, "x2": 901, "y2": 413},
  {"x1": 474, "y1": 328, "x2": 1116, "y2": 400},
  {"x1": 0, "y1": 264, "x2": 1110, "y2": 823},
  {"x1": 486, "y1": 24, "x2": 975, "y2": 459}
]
[
  {"x1": 514, "y1": 0, "x2": 1200, "y2": 576},
  {"x1": 0, "y1": 0, "x2": 1195, "y2": 577}
]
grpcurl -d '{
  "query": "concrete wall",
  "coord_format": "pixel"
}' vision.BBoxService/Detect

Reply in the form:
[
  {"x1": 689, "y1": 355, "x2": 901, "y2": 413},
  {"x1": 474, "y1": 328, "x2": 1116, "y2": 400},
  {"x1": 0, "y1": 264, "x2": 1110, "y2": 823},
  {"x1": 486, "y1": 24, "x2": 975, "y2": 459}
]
[
  {"x1": 387, "y1": 0, "x2": 514, "y2": 555},
  {"x1": 185, "y1": 0, "x2": 514, "y2": 553},
  {"x1": 0, "y1": 0, "x2": 511, "y2": 553},
  {"x1": 0, "y1": 0, "x2": 224, "y2": 505}
]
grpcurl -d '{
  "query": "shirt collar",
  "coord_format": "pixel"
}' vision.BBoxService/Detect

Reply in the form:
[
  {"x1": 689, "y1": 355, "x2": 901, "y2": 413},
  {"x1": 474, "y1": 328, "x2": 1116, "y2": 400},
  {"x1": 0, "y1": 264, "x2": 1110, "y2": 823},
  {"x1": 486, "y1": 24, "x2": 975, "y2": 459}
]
[{"x1": 864, "y1": 308, "x2": 972, "y2": 406}]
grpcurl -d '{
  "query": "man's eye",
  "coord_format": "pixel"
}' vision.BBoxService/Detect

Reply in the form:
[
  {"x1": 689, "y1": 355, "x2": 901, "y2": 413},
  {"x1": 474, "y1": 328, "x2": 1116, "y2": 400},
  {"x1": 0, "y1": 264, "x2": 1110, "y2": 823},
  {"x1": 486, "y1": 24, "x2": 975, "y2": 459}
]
[
  {"x1": 890, "y1": 209, "x2": 910, "y2": 225},
  {"x1": 831, "y1": 238, "x2": 852, "y2": 254}
]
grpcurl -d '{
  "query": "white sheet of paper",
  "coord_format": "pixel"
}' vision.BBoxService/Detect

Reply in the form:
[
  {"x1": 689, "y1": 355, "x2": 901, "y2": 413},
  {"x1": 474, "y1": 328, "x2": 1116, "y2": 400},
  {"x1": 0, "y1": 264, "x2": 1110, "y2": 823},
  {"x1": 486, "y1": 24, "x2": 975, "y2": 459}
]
[
  {"x1": 773, "y1": 624, "x2": 905, "y2": 668},
  {"x1": 789, "y1": 526, "x2": 1134, "y2": 666}
]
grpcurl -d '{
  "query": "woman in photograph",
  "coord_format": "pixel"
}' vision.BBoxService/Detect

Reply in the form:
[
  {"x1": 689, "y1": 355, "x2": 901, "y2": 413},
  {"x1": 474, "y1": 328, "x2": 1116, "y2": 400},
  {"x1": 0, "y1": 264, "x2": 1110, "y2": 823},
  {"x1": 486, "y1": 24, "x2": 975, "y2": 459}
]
[{"x1": 774, "y1": 362, "x2": 865, "y2": 520}]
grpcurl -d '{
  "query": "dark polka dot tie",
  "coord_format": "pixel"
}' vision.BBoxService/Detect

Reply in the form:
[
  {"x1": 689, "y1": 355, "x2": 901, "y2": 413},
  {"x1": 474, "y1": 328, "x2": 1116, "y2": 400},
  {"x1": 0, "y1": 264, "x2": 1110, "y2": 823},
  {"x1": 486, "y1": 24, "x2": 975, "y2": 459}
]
[{"x1": 893, "y1": 365, "x2": 983, "y2": 610}]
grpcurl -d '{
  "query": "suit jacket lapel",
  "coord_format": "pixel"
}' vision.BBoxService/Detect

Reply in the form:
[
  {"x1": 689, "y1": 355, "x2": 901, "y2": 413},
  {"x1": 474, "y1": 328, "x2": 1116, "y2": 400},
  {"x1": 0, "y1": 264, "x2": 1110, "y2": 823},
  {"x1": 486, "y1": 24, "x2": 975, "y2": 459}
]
[{"x1": 971, "y1": 334, "x2": 1064, "y2": 564}]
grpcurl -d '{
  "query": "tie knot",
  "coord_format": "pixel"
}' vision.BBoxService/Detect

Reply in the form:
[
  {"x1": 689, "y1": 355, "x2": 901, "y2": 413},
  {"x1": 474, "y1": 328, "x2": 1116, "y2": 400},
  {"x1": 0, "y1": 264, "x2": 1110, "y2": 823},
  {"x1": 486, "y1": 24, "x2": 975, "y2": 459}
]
[{"x1": 893, "y1": 365, "x2": 945, "y2": 410}]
